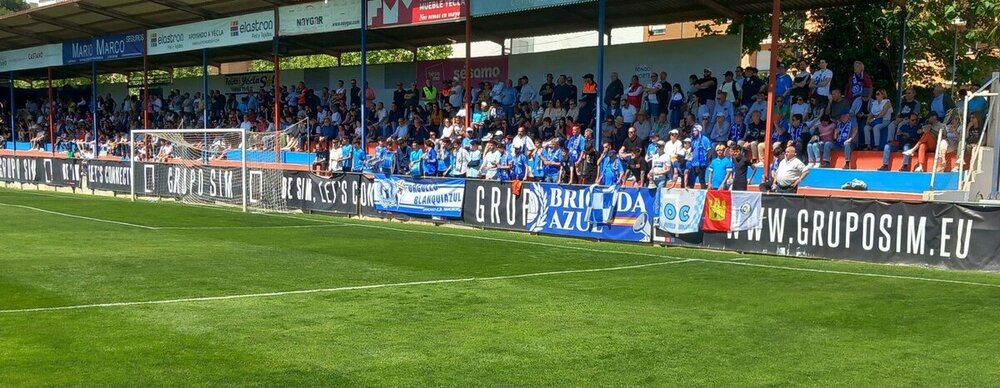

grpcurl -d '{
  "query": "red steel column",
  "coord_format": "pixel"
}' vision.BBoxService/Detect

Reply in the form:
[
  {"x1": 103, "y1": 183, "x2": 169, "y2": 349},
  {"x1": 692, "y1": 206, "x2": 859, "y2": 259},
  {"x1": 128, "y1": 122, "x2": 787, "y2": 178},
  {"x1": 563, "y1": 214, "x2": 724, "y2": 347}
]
[
  {"x1": 48, "y1": 67, "x2": 54, "y2": 155},
  {"x1": 762, "y1": 0, "x2": 781, "y2": 179}
]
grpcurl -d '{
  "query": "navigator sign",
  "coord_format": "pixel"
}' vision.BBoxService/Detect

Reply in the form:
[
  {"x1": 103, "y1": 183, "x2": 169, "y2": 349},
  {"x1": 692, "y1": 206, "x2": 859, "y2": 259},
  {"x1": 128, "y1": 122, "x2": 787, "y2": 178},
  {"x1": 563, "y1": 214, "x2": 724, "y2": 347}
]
[{"x1": 147, "y1": 11, "x2": 275, "y2": 55}]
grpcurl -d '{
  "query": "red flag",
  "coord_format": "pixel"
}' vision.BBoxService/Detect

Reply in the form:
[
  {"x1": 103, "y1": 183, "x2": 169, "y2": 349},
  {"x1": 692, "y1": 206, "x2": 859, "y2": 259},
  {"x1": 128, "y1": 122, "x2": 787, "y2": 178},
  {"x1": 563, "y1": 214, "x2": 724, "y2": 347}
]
[
  {"x1": 702, "y1": 190, "x2": 733, "y2": 232},
  {"x1": 512, "y1": 180, "x2": 523, "y2": 196}
]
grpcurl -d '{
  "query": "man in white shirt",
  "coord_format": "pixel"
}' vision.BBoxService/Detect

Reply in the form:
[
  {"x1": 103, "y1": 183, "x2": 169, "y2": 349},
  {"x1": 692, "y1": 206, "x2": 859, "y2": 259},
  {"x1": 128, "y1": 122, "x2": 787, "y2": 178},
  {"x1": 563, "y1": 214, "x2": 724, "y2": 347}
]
[
  {"x1": 392, "y1": 118, "x2": 409, "y2": 139},
  {"x1": 511, "y1": 126, "x2": 536, "y2": 153},
  {"x1": 449, "y1": 77, "x2": 464, "y2": 108},
  {"x1": 774, "y1": 145, "x2": 809, "y2": 193},
  {"x1": 812, "y1": 58, "x2": 834, "y2": 108},
  {"x1": 644, "y1": 73, "x2": 663, "y2": 118},
  {"x1": 482, "y1": 141, "x2": 502, "y2": 179},
  {"x1": 620, "y1": 102, "x2": 637, "y2": 126}
]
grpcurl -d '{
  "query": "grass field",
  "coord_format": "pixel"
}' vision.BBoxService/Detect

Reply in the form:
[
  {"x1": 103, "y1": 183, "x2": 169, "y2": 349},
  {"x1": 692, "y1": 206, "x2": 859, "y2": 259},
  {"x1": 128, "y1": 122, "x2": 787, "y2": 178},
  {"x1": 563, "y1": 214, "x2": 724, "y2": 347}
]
[{"x1": 0, "y1": 187, "x2": 999, "y2": 387}]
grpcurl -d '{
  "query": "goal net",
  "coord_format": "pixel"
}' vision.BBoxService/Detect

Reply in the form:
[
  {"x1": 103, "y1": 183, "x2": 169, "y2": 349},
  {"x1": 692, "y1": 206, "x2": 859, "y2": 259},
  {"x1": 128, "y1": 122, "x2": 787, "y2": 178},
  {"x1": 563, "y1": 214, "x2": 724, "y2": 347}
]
[{"x1": 129, "y1": 128, "x2": 287, "y2": 212}]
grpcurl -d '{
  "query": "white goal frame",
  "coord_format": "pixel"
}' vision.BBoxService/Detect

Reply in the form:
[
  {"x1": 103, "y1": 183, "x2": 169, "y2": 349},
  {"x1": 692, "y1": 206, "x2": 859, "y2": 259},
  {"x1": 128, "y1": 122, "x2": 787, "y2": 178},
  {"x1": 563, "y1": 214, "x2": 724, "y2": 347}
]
[{"x1": 130, "y1": 128, "x2": 248, "y2": 212}]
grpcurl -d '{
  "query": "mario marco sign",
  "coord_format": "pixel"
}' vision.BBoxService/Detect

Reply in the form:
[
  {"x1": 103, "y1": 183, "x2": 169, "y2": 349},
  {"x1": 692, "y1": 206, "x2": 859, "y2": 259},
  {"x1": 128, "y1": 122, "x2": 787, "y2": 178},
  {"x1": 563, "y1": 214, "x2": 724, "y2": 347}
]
[
  {"x1": 522, "y1": 182, "x2": 655, "y2": 242},
  {"x1": 372, "y1": 174, "x2": 465, "y2": 218}
]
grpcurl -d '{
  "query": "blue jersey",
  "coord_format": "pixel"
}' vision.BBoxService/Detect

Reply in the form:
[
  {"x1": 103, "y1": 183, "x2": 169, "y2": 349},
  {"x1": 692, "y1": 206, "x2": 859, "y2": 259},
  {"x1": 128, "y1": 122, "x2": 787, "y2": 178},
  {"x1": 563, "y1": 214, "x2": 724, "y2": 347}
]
[
  {"x1": 567, "y1": 134, "x2": 586, "y2": 161},
  {"x1": 351, "y1": 148, "x2": 367, "y2": 172},
  {"x1": 437, "y1": 148, "x2": 452, "y2": 173},
  {"x1": 498, "y1": 153, "x2": 514, "y2": 181},
  {"x1": 529, "y1": 154, "x2": 545, "y2": 178},
  {"x1": 689, "y1": 136, "x2": 712, "y2": 167},
  {"x1": 511, "y1": 154, "x2": 527, "y2": 180},
  {"x1": 423, "y1": 147, "x2": 438, "y2": 175},
  {"x1": 599, "y1": 158, "x2": 623, "y2": 186},
  {"x1": 708, "y1": 156, "x2": 733, "y2": 188},
  {"x1": 542, "y1": 148, "x2": 563, "y2": 177},
  {"x1": 409, "y1": 148, "x2": 424, "y2": 175},
  {"x1": 341, "y1": 144, "x2": 354, "y2": 170}
]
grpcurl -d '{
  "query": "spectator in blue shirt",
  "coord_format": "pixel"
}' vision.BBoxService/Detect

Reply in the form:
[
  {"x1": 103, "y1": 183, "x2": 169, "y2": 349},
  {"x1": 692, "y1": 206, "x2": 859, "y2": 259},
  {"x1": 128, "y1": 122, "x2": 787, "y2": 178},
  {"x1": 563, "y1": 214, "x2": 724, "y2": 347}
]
[
  {"x1": 774, "y1": 62, "x2": 793, "y2": 104},
  {"x1": 541, "y1": 140, "x2": 564, "y2": 183},
  {"x1": 408, "y1": 140, "x2": 424, "y2": 177},
  {"x1": 351, "y1": 140, "x2": 366, "y2": 172},
  {"x1": 686, "y1": 127, "x2": 713, "y2": 188},
  {"x1": 880, "y1": 112, "x2": 919, "y2": 171},
  {"x1": 596, "y1": 149, "x2": 624, "y2": 186},
  {"x1": 706, "y1": 144, "x2": 734, "y2": 190},
  {"x1": 422, "y1": 140, "x2": 438, "y2": 176}
]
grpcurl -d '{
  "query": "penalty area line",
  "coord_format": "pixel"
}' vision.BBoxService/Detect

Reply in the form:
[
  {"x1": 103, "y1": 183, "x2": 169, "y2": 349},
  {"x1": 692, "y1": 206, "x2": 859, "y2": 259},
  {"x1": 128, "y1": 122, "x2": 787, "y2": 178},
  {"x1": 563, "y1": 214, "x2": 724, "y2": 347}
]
[{"x1": 0, "y1": 259, "x2": 696, "y2": 314}]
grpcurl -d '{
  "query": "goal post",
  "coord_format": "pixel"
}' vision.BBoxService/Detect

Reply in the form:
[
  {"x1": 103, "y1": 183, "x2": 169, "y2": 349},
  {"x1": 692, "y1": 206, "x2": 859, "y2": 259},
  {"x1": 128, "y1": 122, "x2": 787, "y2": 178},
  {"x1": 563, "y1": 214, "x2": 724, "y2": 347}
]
[{"x1": 128, "y1": 128, "x2": 286, "y2": 213}]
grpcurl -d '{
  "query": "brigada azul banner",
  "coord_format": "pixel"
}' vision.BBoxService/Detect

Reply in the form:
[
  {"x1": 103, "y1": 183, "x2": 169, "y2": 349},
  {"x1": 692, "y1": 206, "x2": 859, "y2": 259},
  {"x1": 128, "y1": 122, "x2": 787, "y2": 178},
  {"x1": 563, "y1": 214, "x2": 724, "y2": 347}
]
[{"x1": 522, "y1": 182, "x2": 655, "y2": 242}]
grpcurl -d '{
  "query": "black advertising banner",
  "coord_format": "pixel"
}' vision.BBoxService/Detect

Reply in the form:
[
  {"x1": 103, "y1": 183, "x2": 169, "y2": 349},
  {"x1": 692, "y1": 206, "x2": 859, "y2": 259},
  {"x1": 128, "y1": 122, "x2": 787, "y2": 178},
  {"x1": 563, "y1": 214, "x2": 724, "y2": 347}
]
[
  {"x1": 696, "y1": 195, "x2": 1000, "y2": 271},
  {"x1": 282, "y1": 171, "x2": 362, "y2": 214},
  {"x1": 86, "y1": 159, "x2": 132, "y2": 192},
  {"x1": 133, "y1": 162, "x2": 244, "y2": 206},
  {"x1": 0, "y1": 155, "x2": 82, "y2": 187},
  {"x1": 461, "y1": 180, "x2": 527, "y2": 231}
]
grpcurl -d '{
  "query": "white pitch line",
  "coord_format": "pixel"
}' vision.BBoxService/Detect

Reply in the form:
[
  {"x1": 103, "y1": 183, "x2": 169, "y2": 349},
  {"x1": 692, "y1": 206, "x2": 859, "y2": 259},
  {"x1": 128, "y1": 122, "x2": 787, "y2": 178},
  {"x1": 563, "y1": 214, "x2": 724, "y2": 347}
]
[
  {"x1": 157, "y1": 224, "x2": 352, "y2": 230},
  {"x1": 304, "y1": 218, "x2": 1000, "y2": 289},
  {"x1": 0, "y1": 202, "x2": 159, "y2": 230},
  {"x1": 0, "y1": 259, "x2": 696, "y2": 314}
]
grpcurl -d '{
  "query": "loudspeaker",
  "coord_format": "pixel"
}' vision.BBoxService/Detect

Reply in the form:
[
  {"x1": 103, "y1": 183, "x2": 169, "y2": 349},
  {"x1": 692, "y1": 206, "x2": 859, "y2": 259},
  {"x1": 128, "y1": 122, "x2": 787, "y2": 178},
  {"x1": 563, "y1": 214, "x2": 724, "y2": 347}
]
[{"x1": 272, "y1": 37, "x2": 289, "y2": 56}]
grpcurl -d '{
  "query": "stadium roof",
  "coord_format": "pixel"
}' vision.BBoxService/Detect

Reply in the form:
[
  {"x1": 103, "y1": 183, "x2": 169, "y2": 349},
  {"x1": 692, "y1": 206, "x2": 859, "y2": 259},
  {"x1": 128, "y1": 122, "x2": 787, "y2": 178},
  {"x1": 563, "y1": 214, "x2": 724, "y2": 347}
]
[{"x1": 0, "y1": 0, "x2": 905, "y2": 79}]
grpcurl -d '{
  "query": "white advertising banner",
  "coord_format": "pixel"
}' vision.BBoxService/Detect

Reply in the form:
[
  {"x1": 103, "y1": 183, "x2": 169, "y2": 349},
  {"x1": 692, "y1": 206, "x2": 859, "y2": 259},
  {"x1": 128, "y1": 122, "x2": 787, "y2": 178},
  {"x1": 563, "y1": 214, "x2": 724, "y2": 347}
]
[
  {"x1": 147, "y1": 10, "x2": 275, "y2": 56},
  {"x1": 279, "y1": 0, "x2": 362, "y2": 36},
  {"x1": 0, "y1": 44, "x2": 63, "y2": 73}
]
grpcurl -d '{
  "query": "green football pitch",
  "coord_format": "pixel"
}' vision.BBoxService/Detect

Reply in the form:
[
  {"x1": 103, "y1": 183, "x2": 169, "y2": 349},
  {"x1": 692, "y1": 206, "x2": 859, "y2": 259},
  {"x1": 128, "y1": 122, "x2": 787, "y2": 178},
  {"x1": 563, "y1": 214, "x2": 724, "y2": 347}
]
[{"x1": 1, "y1": 187, "x2": 998, "y2": 387}]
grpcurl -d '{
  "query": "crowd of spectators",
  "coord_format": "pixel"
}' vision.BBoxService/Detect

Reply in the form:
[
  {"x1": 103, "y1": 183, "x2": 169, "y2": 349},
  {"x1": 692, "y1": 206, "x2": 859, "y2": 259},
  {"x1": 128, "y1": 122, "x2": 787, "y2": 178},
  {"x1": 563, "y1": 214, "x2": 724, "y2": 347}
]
[{"x1": 0, "y1": 58, "x2": 989, "y2": 191}]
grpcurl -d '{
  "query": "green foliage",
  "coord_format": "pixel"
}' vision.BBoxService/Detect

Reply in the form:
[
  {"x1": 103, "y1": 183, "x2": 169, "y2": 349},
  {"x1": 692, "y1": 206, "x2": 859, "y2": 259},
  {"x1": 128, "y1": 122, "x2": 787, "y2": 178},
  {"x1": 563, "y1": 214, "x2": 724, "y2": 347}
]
[
  {"x1": 711, "y1": 1, "x2": 999, "y2": 95},
  {"x1": 247, "y1": 45, "x2": 453, "y2": 71},
  {"x1": 0, "y1": 0, "x2": 27, "y2": 15}
]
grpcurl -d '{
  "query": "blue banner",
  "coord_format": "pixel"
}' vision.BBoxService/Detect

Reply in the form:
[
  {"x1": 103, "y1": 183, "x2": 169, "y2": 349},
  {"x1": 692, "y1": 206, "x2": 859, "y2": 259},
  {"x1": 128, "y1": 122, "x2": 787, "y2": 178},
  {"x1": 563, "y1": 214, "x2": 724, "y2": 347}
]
[
  {"x1": 373, "y1": 174, "x2": 465, "y2": 218},
  {"x1": 63, "y1": 32, "x2": 145, "y2": 65},
  {"x1": 522, "y1": 182, "x2": 655, "y2": 242}
]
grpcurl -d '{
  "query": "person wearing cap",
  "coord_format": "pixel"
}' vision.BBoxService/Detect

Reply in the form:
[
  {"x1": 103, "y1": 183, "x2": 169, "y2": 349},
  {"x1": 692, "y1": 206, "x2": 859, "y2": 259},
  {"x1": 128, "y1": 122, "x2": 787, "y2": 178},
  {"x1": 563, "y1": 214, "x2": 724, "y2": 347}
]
[
  {"x1": 695, "y1": 68, "x2": 718, "y2": 113},
  {"x1": 643, "y1": 72, "x2": 663, "y2": 118},
  {"x1": 664, "y1": 129, "x2": 682, "y2": 158},
  {"x1": 633, "y1": 110, "x2": 652, "y2": 141},
  {"x1": 821, "y1": 109, "x2": 857, "y2": 169},
  {"x1": 709, "y1": 111, "x2": 730, "y2": 143},
  {"x1": 673, "y1": 138, "x2": 693, "y2": 187},
  {"x1": 686, "y1": 126, "x2": 712, "y2": 188},
  {"x1": 596, "y1": 148, "x2": 625, "y2": 186},
  {"x1": 879, "y1": 112, "x2": 920, "y2": 171},
  {"x1": 644, "y1": 133, "x2": 662, "y2": 176},
  {"x1": 648, "y1": 139, "x2": 672, "y2": 188}
]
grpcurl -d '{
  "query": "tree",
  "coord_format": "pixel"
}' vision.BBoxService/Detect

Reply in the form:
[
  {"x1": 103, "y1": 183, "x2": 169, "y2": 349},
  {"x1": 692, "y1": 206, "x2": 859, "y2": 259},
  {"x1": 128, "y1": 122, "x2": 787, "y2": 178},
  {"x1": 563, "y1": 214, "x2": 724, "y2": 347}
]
[
  {"x1": 714, "y1": 1, "x2": 1000, "y2": 96},
  {"x1": 247, "y1": 45, "x2": 453, "y2": 71},
  {"x1": 0, "y1": 0, "x2": 27, "y2": 15}
]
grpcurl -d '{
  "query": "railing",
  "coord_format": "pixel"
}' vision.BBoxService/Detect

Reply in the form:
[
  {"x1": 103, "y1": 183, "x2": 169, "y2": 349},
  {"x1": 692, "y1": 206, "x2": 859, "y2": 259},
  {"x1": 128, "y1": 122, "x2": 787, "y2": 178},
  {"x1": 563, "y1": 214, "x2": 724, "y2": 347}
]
[{"x1": 930, "y1": 74, "x2": 998, "y2": 191}]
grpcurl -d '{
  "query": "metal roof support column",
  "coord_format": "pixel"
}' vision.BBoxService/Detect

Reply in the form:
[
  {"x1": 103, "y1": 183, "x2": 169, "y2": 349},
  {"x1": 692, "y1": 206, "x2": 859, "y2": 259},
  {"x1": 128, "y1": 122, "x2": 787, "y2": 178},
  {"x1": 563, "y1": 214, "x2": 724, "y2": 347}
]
[
  {"x1": 143, "y1": 36, "x2": 149, "y2": 130},
  {"x1": 762, "y1": 0, "x2": 781, "y2": 180},
  {"x1": 896, "y1": 7, "x2": 907, "y2": 108},
  {"x1": 48, "y1": 67, "x2": 53, "y2": 156},
  {"x1": 202, "y1": 48, "x2": 209, "y2": 129},
  {"x1": 92, "y1": 61, "x2": 98, "y2": 157},
  {"x1": 9, "y1": 72, "x2": 15, "y2": 156},
  {"x1": 360, "y1": 0, "x2": 368, "y2": 149},
  {"x1": 596, "y1": 0, "x2": 605, "y2": 145},
  {"x1": 463, "y1": 0, "x2": 471, "y2": 130}
]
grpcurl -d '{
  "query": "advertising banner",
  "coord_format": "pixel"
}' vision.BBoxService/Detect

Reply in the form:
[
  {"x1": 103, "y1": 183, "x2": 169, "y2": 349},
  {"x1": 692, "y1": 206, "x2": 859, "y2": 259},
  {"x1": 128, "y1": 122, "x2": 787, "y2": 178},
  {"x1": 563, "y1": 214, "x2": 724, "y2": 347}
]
[
  {"x1": 147, "y1": 10, "x2": 275, "y2": 56},
  {"x1": 372, "y1": 174, "x2": 464, "y2": 217},
  {"x1": 416, "y1": 56, "x2": 508, "y2": 90},
  {"x1": 471, "y1": 0, "x2": 590, "y2": 17},
  {"x1": 86, "y1": 159, "x2": 132, "y2": 192},
  {"x1": 224, "y1": 72, "x2": 274, "y2": 94},
  {"x1": 657, "y1": 189, "x2": 706, "y2": 235},
  {"x1": 282, "y1": 171, "x2": 362, "y2": 214},
  {"x1": 63, "y1": 32, "x2": 144, "y2": 65},
  {"x1": 279, "y1": 0, "x2": 362, "y2": 36},
  {"x1": 0, "y1": 156, "x2": 81, "y2": 187},
  {"x1": 697, "y1": 195, "x2": 1000, "y2": 271},
  {"x1": 367, "y1": 0, "x2": 467, "y2": 29},
  {"x1": 0, "y1": 44, "x2": 63, "y2": 73},
  {"x1": 522, "y1": 182, "x2": 654, "y2": 242},
  {"x1": 462, "y1": 179, "x2": 527, "y2": 231}
]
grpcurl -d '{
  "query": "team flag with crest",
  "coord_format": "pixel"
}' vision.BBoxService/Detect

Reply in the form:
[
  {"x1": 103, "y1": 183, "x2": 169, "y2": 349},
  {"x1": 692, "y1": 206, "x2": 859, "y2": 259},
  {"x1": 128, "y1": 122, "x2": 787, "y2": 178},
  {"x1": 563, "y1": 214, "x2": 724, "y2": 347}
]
[
  {"x1": 587, "y1": 185, "x2": 619, "y2": 225},
  {"x1": 702, "y1": 190, "x2": 763, "y2": 232}
]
